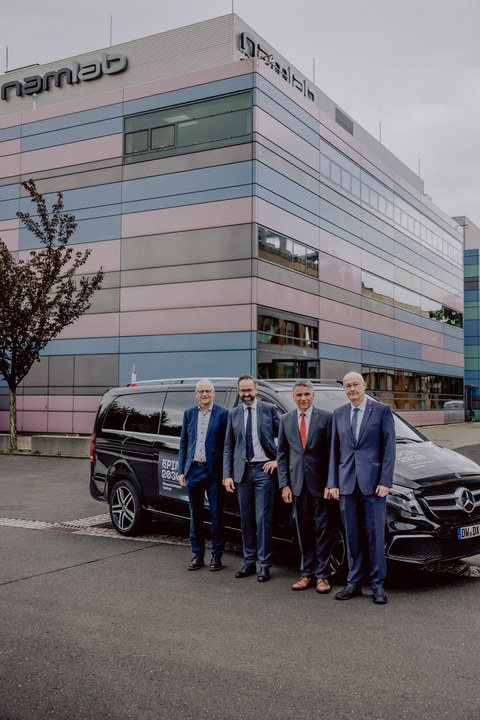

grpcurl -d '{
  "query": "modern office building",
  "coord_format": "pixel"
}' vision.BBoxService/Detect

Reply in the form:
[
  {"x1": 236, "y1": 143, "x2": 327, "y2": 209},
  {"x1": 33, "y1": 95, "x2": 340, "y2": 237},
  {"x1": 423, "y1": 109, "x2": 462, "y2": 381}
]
[
  {"x1": 0, "y1": 13, "x2": 465, "y2": 433},
  {"x1": 456, "y1": 216, "x2": 480, "y2": 421}
]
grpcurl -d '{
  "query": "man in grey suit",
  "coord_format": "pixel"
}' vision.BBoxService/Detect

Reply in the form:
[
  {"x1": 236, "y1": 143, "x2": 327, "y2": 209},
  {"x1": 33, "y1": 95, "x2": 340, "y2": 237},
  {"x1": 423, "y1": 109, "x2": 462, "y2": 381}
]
[
  {"x1": 223, "y1": 374, "x2": 280, "y2": 582},
  {"x1": 277, "y1": 380, "x2": 333, "y2": 593}
]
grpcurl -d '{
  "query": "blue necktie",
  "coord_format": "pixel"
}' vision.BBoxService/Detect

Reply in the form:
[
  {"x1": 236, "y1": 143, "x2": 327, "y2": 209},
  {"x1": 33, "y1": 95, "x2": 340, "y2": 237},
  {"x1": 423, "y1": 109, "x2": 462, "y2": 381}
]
[
  {"x1": 351, "y1": 407, "x2": 360, "y2": 442},
  {"x1": 246, "y1": 407, "x2": 254, "y2": 461}
]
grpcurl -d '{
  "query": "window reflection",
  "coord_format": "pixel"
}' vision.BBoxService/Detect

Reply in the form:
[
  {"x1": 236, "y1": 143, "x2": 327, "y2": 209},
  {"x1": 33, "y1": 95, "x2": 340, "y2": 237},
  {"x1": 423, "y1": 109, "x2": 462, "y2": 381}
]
[
  {"x1": 363, "y1": 367, "x2": 463, "y2": 411},
  {"x1": 258, "y1": 227, "x2": 319, "y2": 278}
]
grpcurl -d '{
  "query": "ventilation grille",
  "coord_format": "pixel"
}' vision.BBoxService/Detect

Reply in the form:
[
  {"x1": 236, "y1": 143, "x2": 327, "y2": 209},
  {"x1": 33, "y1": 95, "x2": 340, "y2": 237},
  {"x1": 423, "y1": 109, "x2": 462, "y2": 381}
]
[{"x1": 335, "y1": 108, "x2": 354, "y2": 135}]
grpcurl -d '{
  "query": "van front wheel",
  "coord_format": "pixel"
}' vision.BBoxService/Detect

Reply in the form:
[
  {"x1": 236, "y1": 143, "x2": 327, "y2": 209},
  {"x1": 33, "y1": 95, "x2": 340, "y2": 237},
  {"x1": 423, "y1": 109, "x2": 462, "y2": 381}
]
[{"x1": 109, "y1": 479, "x2": 144, "y2": 536}]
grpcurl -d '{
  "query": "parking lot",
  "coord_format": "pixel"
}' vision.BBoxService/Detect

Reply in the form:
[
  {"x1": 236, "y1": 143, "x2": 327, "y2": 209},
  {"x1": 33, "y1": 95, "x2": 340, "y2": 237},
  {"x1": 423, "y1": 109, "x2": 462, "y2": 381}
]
[{"x1": 0, "y1": 453, "x2": 479, "y2": 720}]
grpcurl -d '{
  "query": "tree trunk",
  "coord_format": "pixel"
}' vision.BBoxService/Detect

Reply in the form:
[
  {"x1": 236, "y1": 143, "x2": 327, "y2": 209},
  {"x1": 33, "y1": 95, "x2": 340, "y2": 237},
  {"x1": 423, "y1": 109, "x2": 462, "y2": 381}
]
[{"x1": 9, "y1": 387, "x2": 18, "y2": 451}]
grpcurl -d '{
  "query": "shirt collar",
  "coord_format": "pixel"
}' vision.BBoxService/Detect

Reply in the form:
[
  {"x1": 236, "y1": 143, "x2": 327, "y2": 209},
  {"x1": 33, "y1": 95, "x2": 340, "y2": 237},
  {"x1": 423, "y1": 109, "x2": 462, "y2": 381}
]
[
  {"x1": 198, "y1": 404, "x2": 213, "y2": 414},
  {"x1": 350, "y1": 398, "x2": 367, "y2": 412},
  {"x1": 297, "y1": 405, "x2": 314, "y2": 419}
]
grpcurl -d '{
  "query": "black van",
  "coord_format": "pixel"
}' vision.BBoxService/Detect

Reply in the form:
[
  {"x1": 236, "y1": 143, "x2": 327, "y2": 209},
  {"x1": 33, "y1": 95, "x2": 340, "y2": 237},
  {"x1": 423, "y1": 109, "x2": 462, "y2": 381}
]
[{"x1": 89, "y1": 378, "x2": 480, "y2": 574}]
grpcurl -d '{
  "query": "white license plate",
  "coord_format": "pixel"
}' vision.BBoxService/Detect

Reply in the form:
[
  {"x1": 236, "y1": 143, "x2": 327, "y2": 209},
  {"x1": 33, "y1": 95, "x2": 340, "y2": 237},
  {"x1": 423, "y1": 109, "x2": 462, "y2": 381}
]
[{"x1": 457, "y1": 524, "x2": 480, "y2": 540}]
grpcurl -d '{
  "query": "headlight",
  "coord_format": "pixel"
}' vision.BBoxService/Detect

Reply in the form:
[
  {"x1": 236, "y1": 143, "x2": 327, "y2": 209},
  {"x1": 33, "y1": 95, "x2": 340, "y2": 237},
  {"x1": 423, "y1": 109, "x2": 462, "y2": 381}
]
[{"x1": 387, "y1": 487, "x2": 423, "y2": 516}]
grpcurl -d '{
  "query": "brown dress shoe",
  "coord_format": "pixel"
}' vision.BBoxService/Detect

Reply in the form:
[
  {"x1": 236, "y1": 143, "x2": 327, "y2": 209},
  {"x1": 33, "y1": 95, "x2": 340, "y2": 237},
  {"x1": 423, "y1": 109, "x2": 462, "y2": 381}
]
[
  {"x1": 316, "y1": 578, "x2": 331, "y2": 594},
  {"x1": 292, "y1": 576, "x2": 314, "y2": 591}
]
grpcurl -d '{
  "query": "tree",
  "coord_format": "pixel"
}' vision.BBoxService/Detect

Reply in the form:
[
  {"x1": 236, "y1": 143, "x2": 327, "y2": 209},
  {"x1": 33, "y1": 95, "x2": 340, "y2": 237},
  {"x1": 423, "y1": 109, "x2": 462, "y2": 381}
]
[{"x1": 0, "y1": 179, "x2": 104, "y2": 450}]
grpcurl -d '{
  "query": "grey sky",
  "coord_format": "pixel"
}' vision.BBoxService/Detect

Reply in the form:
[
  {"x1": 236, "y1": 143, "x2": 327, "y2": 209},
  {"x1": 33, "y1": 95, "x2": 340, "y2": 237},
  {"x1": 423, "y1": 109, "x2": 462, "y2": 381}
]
[{"x1": 1, "y1": 0, "x2": 479, "y2": 226}]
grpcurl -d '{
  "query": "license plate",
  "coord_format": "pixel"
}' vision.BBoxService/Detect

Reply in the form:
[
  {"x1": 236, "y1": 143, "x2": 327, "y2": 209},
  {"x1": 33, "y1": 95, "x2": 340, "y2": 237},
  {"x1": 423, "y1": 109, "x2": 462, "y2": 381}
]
[{"x1": 457, "y1": 524, "x2": 480, "y2": 540}]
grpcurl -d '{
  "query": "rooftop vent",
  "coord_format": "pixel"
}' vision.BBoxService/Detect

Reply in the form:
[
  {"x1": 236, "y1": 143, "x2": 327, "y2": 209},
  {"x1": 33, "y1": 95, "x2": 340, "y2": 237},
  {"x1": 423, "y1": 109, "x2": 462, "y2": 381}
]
[{"x1": 335, "y1": 108, "x2": 353, "y2": 135}]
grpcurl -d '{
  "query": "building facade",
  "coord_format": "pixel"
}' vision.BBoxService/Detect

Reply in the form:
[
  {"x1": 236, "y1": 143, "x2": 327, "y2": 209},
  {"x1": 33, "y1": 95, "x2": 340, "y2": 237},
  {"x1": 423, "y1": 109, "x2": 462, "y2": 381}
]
[{"x1": 0, "y1": 14, "x2": 464, "y2": 433}]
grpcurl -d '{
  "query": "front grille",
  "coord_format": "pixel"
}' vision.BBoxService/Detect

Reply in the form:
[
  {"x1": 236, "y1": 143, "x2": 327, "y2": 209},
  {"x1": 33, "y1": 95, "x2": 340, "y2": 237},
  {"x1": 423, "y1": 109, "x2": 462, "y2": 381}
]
[
  {"x1": 420, "y1": 482, "x2": 480, "y2": 524},
  {"x1": 388, "y1": 534, "x2": 480, "y2": 563}
]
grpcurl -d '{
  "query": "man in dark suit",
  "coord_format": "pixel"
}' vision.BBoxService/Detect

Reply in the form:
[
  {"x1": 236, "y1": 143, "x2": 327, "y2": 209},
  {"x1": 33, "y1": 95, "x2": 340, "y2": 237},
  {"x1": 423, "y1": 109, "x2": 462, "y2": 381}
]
[
  {"x1": 277, "y1": 380, "x2": 333, "y2": 594},
  {"x1": 223, "y1": 374, "x2": 280, "y2": 582},
  {"x1": 327, "y1": 371, "x2": 395, "y2": 604},
  {"x1": 178, "y1": 379, "x2": 229, "y2": 572}
]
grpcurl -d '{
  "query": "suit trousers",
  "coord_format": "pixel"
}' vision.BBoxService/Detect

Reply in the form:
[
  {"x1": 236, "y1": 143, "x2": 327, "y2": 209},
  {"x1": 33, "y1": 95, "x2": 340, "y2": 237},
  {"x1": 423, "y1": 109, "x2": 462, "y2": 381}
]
[
  {"x1": 339, "y1": 486, "x2": 387, "y2": 589},
  {"x1": 236, "y1": 463, "x2": 275, "y2": 569},
  {"x1": 294, "y1": 484, "x2": 333, "y2": 579},
  {"x1": 186, "y1": 463, "x2": 225, "y2": 557}
]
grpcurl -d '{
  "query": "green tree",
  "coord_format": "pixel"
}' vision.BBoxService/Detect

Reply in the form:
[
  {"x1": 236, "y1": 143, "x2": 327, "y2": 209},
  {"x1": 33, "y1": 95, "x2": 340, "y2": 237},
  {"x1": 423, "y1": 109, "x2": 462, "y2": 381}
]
[{"x1": 0, "y1": 179, "x2": 104, "y2": 450}]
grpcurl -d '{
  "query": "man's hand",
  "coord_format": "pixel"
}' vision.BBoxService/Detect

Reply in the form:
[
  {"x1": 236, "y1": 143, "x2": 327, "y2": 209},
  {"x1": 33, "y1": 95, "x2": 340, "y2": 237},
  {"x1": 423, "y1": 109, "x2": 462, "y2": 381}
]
[
  {"x1": 263, "y1": 460, "x2": 277, "y2": 474},
  {"x1": 281, "y1": 486, "x2": 293, "y2": 504},
  {"x1": 375, "y1": 485, "x2": 390, "y2": 498},
  {"x1": 178, "y1": 473, "x2": 186, "y2": 488},
  {"x1": 223, "y1": 478, "x2": 235, "y2": 493},
  {"x1": 326, "y1": 487, "x2": 339, "y2": 500}
]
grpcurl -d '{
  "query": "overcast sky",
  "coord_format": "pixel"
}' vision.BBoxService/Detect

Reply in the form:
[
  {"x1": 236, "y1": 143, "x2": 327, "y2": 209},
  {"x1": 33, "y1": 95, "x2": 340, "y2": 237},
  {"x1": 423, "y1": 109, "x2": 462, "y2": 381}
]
[{"x1": 1, "y1": 0, "x2": 479, "y2": 227}]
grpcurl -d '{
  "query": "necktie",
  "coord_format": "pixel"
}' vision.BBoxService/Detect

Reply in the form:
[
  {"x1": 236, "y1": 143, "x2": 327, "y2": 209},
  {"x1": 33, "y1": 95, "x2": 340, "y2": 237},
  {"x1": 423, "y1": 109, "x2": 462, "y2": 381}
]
[
  {"x1": 299, "y1": 412, "x2": 307, "y2": 450},
  {"x1": 246, "y1": 407, "x2": 254, "y2": 461},
  {"x1": 351, "y1": 407, "x2": 360, "y2": 442}
]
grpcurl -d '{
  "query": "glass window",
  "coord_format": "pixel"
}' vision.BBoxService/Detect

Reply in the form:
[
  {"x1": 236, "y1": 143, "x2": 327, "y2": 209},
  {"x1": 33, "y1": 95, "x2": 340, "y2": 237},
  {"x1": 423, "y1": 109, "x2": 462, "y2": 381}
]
[
  {"x1": 124, "y1": 91, "x2": 252, "y2": 163},
  {"x1": 103, "y1": 392, "x2": 165, "y2": 434},
  {"x1": 362, "y1": 272, "x2": 394, "y2": 305},
  {"x1": 160, "y1": 391, "x2": 194, "y2": 437},
  {"x1": 258, "y1": 227, "x2": 318, "y2": 277},
  {"x1": 125, "y1": 130, "x2": 148, "y2": 154},
  {"x1": 151, "y1": 125, "x2": 175, "y2": 150}
]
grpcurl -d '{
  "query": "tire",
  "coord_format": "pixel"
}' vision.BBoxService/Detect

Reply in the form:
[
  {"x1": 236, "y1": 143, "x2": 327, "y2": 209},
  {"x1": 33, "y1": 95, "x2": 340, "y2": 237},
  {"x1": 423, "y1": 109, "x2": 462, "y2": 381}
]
[{"x1": 109, "y1": 479, "x2": 145, "y2": 536}]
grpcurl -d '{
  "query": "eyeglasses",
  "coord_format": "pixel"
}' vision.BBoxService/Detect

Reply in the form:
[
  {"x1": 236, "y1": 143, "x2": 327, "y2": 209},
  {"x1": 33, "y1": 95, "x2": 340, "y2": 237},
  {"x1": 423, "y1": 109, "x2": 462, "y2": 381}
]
[
  {"x1": 196, "y1": 389, "x2": 213, "y2": 394},
  {"x1": 344, "y1": 382, "x2": 363, "y2": 390}
]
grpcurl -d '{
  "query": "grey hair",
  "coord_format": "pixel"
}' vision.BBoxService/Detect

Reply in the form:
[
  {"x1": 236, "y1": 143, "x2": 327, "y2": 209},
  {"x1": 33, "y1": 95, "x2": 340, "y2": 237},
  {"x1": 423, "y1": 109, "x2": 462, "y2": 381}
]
[{"x1": 293, "y1": 379, "x2": 314, "y2": 390}]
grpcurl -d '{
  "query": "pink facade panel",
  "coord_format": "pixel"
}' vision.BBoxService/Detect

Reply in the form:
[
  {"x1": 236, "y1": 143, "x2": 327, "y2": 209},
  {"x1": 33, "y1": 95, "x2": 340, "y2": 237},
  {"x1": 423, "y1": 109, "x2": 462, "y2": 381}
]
[
  {"x1": 19, "y1": 89, "x2": 125, "y2": 124},
  {"x1": 394, "y1": 319, "x2": 425, "y2": 342},
  {"x1": 256, "y1": 199, "x2": 320, "y2": 248},
  {"x1": 0, "y1": 219, "x2": 19, "y2": 251},
  {"x1": 319, "y1": 231, "x2": 362, "y2": 266},
  {"x1": 47, "y1": 396, "x2": 74, "y2": 411},
  {"x1": 19, "y1": 239, "x2": 121, "y2": 273},
  {"x1": 73, "y1": 412, "x2": 97, "y2": 434},
  {"x1": 257, "y1": 279, "x2": 319, "y2": 319},
  {"x1": 47, "y1": 412, "x2": 74, "y2": 433},
  {"x1": 362, "y1": 311, "x2": 395, "y2": 336},
  {"x1": 421, "y1": 328, "x2": 444, "y2": 348},
  {"x1": 255, "y1": 108, "x2": 319, "y2": 171},
  {"x1": 422, "y1": 346, "x2": 463, "y2": 367},
  {"x1": 73, "y1": 396, "x2": 102, "y2": 412},
  {"x1": 20, "y1": 134, "x2": 123, "y2": 175},
  {"x1": 319, "y1": 254, "x2": 362, "y2": 292},
  {"x1": 319, "y1": 320, "x2": 362, "y2": 348},
  {"x1": 120, "y1": 305, "x2": 253, "y2": 336},
  {"x1": 121, "y1": 278, "x2": 252, "y2": 312},
  {"x1": 0, "y1": 152, "x2": 21, "y2": 178},
  {"x1": 17, "y1": 411, "x2": 48, "y2": 433},
  {"x1": 320, "y1": 297, "x2": 362, "y2": 328},
  {"x1": 122, "y1": 198, "x2": 252, "y2": 238},
  {"x1": 57, "y1": 313, "x2": 120, "y2": 339}
]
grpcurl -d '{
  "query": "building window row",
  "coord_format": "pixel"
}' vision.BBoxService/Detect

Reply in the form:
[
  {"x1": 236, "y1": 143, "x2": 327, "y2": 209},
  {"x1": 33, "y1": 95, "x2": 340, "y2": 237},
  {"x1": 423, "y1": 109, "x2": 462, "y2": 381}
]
[
  {"x1": 258, "y1": 227, "x2": 319, "y2": 277},
  {"x1": 320, "y1": 140, "x2": 462, "y2": 267},
  {"x1": 362, "y1": 271, "x2": 463, "y2": 329},
  {"x1": 363, "y1": 367, "x2": 463, "y2": 411},
  {"x1": 258, "y1": 313, "x2": 318, "y2": 349},
  {"x1": 124, "y1": 91, "x2": 252, "y2": 163}
]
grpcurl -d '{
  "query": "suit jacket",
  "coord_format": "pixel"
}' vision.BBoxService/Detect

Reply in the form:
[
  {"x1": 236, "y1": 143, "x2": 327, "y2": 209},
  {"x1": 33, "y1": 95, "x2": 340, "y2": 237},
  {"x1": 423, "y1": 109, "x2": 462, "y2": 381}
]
[
  {"x1": 327, "y1": 398, "x2": 395, "y2": 495},
  {"x1": 223, "y1": 400, "x2": 280, "y2": 483},
  {"x1": 178, "y1": 403, "x2": 229, "y2": 482},
  {"x1": 277, "y1": 407, "x2": 332, "y2": 498}
]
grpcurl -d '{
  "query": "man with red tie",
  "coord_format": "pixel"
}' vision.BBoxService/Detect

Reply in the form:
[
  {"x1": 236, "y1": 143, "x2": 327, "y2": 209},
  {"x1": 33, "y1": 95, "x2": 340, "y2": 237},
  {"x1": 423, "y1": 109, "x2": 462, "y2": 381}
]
[{"x1": 277, "y1": 380, "x2": 333, "y2": 593}]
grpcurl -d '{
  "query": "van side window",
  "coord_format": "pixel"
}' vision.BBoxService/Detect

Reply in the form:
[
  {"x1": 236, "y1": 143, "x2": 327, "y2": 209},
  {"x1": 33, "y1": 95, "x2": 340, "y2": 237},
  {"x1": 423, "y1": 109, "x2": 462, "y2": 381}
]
[
  {"x1": 103, "y1": 392, "x2": 165, "y2": 434},
  {"x1": 160, "y1": 392, "x2": 194, "y2": 437}
]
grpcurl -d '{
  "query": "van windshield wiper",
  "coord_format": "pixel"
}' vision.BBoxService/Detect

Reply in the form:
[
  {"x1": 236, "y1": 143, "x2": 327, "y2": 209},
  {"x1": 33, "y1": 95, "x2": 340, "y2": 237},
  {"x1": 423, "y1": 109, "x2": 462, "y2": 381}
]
[{"x1": 395, "y1": 436, "x2": 424, "y2": 443}]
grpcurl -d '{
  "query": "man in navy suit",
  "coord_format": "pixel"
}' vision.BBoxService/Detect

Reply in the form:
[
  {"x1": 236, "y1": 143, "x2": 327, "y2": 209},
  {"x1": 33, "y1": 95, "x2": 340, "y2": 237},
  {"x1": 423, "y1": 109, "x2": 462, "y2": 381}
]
[
  {"x1": 178, "y1": 379, "x2": 229, "y2": 572},
  {"x1": 223, "y1": 375, "x2": 280, "y2": 582},
  {"x1": 327, "y1": 371, "x2": 395, "y2": 604},
  {"x1": 277, "y1": 380, "x2": 333, "y2": 594}
]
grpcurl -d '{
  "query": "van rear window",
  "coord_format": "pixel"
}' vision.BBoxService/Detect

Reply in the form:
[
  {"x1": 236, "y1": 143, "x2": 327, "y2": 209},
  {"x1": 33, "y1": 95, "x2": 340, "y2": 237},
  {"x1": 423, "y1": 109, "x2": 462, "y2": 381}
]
[{"x1": 103, "y1": 392, "x2": 166, "y2": 434}]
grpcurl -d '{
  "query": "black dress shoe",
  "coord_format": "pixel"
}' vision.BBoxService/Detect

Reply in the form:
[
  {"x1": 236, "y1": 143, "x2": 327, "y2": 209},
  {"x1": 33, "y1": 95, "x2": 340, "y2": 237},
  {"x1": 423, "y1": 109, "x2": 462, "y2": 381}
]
[
  {"x1": 257, "y1": 567, "x2": 271, "y2": 583},
  {"x1": 187, "y1": 554, "x2": 205, "y2": 571},
  {"x1": 209, "y1": 555, "x2": 223, "y2": 572},
  {"x1": 235, "y1": 563, "x2": 257, "y2": 578},
  {"x1": 372, "y1": 587, "x2": 388, "y2": 604},
  {"x1": 335, "y1": 583, "x2": 363, "y2": 600}
]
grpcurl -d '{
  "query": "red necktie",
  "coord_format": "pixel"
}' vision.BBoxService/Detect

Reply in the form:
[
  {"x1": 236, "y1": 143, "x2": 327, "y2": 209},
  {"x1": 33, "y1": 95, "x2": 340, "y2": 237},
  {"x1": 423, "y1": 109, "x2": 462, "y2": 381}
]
[{"x1": 300, "y1": 412, "x2": 307, "y2": 450}]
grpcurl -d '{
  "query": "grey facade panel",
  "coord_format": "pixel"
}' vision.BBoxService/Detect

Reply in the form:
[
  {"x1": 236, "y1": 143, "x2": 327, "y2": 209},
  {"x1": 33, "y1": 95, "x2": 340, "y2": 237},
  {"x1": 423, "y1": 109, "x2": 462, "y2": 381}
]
[
  {"x1": 85, "y1": 287, "x2": 120, "y2": 314},
  {"x1": 319, "y1": 283, "x2": 362, "y2": 308},
  {"x1": 74, "y1": 355, "x2": 119, "y2": 387},
  {"x1": 120, "y1": 259, "x2": 253, "y2": 288},
  {"x1": 49, "y1": 356, "x2": 75, "y2": 387},
  {"x1": 120, "y1": 225, "x2": 252, "y2": 271}
]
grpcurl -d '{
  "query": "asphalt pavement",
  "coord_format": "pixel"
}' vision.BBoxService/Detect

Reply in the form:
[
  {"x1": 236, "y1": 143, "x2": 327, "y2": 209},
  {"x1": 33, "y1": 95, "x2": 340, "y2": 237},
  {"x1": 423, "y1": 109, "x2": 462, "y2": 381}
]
[{"x1": 0, "y1": 449, "x2": 479, "y2": 720}]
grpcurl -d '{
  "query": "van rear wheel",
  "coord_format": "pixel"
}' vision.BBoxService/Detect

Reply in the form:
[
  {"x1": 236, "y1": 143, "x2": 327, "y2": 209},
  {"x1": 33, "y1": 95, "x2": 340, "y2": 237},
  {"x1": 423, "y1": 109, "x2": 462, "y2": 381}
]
[{"x1": 109, "y1": 479, "x2": 144, "y2": 536}]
